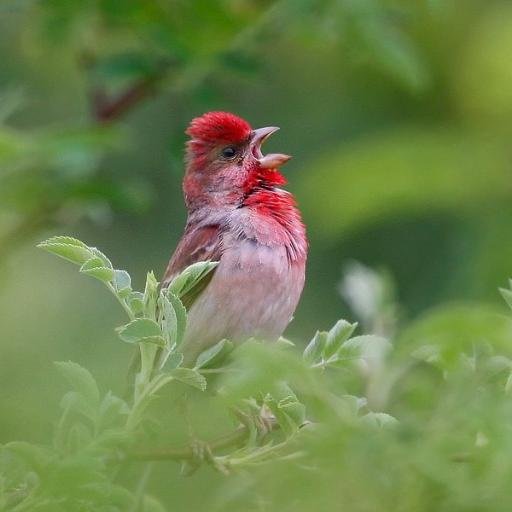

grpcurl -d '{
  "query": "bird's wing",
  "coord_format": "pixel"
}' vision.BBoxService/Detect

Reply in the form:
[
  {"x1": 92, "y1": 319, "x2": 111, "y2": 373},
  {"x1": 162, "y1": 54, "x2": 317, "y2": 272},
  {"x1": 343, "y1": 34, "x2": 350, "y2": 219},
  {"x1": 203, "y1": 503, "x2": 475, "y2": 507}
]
[{"x1": 161, "y1": 223, "x2": 222, "y2": 308}]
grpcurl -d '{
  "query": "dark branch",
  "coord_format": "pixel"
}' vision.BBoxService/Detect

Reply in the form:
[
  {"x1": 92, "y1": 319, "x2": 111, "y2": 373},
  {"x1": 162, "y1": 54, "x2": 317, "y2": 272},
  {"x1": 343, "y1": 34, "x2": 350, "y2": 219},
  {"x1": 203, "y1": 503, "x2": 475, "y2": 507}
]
[
  {"x1": 126, "y1": 425, "x2": 248, "y2": 462},
  {"x1": 92, "y1": 75, "x2": 160, "y2": 124}
]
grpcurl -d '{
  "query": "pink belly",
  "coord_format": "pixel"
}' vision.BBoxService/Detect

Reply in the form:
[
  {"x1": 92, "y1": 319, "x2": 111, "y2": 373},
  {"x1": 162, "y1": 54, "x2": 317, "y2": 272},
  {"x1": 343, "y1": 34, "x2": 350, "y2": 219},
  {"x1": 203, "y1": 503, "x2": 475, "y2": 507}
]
[{"x1": 180, "y1": 240, "x2": 305, "y2": 364}]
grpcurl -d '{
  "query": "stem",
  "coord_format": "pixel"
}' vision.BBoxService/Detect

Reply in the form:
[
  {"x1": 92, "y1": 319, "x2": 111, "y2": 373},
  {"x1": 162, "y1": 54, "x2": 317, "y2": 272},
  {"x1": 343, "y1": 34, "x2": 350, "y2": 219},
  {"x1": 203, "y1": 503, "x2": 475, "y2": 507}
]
[
  {"x1": 451, "y1": 452, "x2": 474, "y2": 463},
  {"x1": 127, "y1": 425, "x2": 249, "y2": 462},
  {"x1": 197, "y1": 368, "x2": 241, "y2": 374},
  {"x1": 93, "y1": 76, "x2": 160, "y2": 124},
  {"x1": 126, "y1": 417, "x2": 287, "y2": 464},
  {"x1": 216, "y1": 438, "x2": 301, "y2": 469},
  {"x1": 106, "y1": 282, "x2": 135, "y2": 320},
  {"x1": 125, "y1": 347, "x2": 159, "y2": 431},
  {"x1": 139, "y1": 344, "x2": 157, "y2": 386},
  {"x1": 311, "y1": 354, "x2": 362, "y2": 369},
  {"x1": 129, "y1": 462, "x2": 154, "y2": 512}
]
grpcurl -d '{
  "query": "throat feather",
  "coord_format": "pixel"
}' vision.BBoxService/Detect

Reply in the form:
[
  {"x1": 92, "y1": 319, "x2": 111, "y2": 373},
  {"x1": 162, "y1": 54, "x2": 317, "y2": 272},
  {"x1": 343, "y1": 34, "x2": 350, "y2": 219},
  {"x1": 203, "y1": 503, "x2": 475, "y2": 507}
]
[
  {"x1": 242, "y1": 167, "x2": 287, "y2": 197},
  {"x1": 241, "y1": 175, "x2": 307, "y2": 262}
]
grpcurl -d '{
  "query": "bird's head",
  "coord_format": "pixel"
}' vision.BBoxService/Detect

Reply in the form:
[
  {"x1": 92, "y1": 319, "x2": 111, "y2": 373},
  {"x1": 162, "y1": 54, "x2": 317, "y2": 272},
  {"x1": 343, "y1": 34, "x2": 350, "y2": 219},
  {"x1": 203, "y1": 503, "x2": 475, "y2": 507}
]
[{"x1": 183, "y1": 111, "x2": 291, "y2": 210}]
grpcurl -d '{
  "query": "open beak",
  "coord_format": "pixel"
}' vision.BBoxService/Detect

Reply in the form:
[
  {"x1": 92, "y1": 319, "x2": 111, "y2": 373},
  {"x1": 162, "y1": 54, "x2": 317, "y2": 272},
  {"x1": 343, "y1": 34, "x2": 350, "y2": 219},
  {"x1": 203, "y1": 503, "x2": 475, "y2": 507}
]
[{"x1": 251, "y1": 126, "x2": 292, "y2": 169}]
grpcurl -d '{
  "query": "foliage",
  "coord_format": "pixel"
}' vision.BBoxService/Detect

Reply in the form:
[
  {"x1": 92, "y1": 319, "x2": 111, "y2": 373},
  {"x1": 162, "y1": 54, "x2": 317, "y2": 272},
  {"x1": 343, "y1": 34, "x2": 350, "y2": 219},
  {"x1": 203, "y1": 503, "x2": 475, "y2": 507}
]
[
  {"x1": 2, "y1": 237, "x2": 512, "y2": 510},
  {"x1": 0, "y1": 92, "x2": 150, "y2": 264},
  {"x1": 0, "y1": 236, "x2": 379, "y2": 510},
  {"x1": 2, "y1": 0, "x2": 512, "y2": 511},
  {"x1": 0, "y1": 0, "x2": 432, "y2": 265}
]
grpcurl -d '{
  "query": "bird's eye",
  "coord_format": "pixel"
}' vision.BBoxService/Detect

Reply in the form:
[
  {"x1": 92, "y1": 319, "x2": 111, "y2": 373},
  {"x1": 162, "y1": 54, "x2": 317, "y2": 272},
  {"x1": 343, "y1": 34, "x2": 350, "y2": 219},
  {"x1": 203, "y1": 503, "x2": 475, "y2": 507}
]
[{"x1": 221, "y1": 146, "x2": 237, "y2": 159}]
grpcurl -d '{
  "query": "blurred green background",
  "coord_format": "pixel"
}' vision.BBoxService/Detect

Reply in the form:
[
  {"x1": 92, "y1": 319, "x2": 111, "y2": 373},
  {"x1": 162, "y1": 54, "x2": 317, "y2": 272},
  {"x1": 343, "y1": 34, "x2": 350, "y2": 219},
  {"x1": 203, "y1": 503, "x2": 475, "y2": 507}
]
[{"x1": 2, "y1": 0, "x2": 512, "y2": 509}]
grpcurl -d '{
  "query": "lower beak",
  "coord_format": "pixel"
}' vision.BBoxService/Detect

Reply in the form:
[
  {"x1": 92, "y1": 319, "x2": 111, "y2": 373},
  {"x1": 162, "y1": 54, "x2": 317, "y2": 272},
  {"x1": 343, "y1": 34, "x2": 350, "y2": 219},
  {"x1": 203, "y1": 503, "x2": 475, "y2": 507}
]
[{"x1": 251, "y1": 126, "x2": 292, "y2": 169}]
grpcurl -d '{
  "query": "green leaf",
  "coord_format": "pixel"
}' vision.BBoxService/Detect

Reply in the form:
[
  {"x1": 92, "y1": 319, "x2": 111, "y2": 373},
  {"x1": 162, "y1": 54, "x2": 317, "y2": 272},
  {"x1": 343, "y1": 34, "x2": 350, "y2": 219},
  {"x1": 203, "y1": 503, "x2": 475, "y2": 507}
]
[
  {"x1": 89, "y1": 247, "x2": 113, "y2": 269},
  {"x1": 360, "y1": 19, "x2": 428, "y2": 92},
  {"x1": 114, "y1": 270, "x2": 132, "y2": 297},
  {"x1": 91, "y1": 429, "x2": 132, "y2": 452},
  {"x1": 166, "y1": 291, "x2": 187, "y2": 347},
  {"x1": 43, "y1": 454, "x2": 105, "y2": 493},
  {"x1": 145, "y1": 373, "x2": 175, "y2": 396},
  {"x1": 335, "y1": 394, "x2": 368, "y2": 418},
  {"x1": 38, "y1": 236, "x2": 88, "y2": 248},
  {"x1": 276, "y1": 336, "x2": 295, "y2": 348},
  {"x1": 278, "y1": 401, "x2": 306, "y2": 431},
  {"x1": 138, "y1": 336, "x2": 167, "y2": 347},
  {"x1": 264, "y1": 393, "x2": 298, "y2": 436},
  {"x1": 167, "y1": 261, "x2": 218, "y2": 298},
  {"x1": 398, "y1": 304, "x2": 512, "y2": 370},
  {"x1": 155, "y1": 291, "x2": 187, "y2": 369},
  {"x1": 361, "y1": 412, "x2": 399, "y2": 429},
  {"x1": 338, "y1": 334, "x2": 391, "y2": 360},
  {"x1": 158, "y1": 294, "x2": 177, "y2": 346},
  {"x1": 79, "y1": 257, "x2": 115, "y2": 282},
  {"x1": 98, "y1": 392, "x2": 129, "y2": 430},
  {"x1": 143, "y1": 271, "x2": 159, "y2": 317},
  {"x1": 143, "y1": 495, "x2": 168, "y2": 512},
  {"x1": 506, "y1": 371, "x2": 512, "y2": 395},
  {"x1": 411, "y1": 344, "x2": 442, "y2": 365},
  {"x1": 37, "y1": 236, "x2": 93, "y2": 265},
  {"x1": 54, "y1": 361, "x2": 100, "y2": 405},
  {"x1": 500, "y1": 287, "x2": 512, "y2": 310},
  {"x1": 128, "y1": 291, "x2": 145, "y2": 315},
  {"x1": 170, "y1": 368, "x2": 207, "y2": 391},
  {"x1": 303, "y1": 330, "x2": 328, "y2": 363},
  {"x1": 324, "y1": 320, "x2": 358, "y2": 358},
  {"x1": 195, "y1": 339, "x2": 233, "y2": 369},
  {"x1": 116, "y1": 318, "x2": 163, "y2": 345},
  {"x1": 60, "y1": 391, "x2": 98, "y2": 422},
  {"x1": 66, "y1": 423, "x2": 94, "y2": 453},
  {"x1": 165, "y1": 351, "x2": 184, "y2": 369},
  {"x1": 4, "y1": 441, "x2": 53, "y2": 472},
  {"x1": 277, "y1": 391, "x2": 306, "y2": 429}
]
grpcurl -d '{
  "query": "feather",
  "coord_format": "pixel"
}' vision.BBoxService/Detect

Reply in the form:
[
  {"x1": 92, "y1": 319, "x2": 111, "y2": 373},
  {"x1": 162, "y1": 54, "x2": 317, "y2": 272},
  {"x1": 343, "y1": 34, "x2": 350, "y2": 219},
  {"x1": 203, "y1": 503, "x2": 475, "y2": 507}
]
[{"x1": 162, "y1": 223, "x2": 222, "y2": 309}]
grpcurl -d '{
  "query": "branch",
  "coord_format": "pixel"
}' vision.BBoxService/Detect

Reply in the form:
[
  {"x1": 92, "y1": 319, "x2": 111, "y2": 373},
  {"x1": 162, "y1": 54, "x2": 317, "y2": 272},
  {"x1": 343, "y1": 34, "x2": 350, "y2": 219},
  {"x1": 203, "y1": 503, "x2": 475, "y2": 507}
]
[
  {"x1": 92, "y1": 75, "x2": 161, "y2": 124},
  {"x1": 450, "y1": 452, "x2": 474, "y2": 463},
  {"x1": 85, "y1": 0, "x2": 290, "y2": 124},
  {"x1": 126, "y1": 425, "x2": 248, "y2": 462}
]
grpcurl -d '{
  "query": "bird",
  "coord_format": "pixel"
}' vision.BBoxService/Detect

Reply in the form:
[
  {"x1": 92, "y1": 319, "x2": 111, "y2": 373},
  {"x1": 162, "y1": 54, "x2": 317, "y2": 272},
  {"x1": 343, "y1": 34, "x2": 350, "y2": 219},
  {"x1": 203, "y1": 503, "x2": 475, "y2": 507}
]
[{"x1": 162, "y1": 112, "x2": 307, "y2": 365}]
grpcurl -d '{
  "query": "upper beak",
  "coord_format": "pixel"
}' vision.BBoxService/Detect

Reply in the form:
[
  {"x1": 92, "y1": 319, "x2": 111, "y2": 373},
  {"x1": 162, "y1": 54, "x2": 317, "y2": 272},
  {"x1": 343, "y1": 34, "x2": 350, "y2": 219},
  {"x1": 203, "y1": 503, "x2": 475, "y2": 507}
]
[{"x1": 251, "y1": 126, "x2": 292, "y2": 169}]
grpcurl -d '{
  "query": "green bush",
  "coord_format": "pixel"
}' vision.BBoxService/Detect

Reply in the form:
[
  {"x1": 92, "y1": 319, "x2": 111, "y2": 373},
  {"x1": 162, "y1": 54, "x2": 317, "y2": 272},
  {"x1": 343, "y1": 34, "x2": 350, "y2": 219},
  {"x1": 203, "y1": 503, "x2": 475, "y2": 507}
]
[{"x1": 2, "y1": 236, "x2": 512, "y2": 511}]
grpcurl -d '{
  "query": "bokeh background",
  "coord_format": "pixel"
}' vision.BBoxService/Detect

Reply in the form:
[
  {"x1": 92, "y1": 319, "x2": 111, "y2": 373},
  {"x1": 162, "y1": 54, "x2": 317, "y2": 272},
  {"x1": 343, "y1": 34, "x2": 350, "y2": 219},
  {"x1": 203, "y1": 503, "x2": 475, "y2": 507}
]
[{"x1": 2, "y1": 0, "x2": 512, "y2": 509}]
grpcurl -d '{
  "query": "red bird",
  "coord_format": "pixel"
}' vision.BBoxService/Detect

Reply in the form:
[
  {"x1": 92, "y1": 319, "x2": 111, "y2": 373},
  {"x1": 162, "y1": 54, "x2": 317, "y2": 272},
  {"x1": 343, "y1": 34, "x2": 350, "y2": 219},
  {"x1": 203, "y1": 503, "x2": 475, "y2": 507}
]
[{"x1": 163, "y1": 112, "x2": 307, "y2": 364}]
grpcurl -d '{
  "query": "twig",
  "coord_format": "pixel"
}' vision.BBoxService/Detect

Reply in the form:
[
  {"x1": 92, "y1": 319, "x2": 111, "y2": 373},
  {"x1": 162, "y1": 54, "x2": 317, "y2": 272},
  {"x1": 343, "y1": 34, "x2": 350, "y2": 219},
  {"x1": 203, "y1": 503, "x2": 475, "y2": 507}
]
[
  {"x1": 86, "y1": 0, "x2": 290, "y2": 124},
  {"x1": 126, "y1": 425, "x2": 249, "y2": 462},
  {"x1": 129, "y1": 462, "x2": 153, "y2": 512},
  {"x1": 106, "y1": 282, "x2": 136, "y2": 320},
  {"x1": 450, "y1": 452, "x2": 474, "y2": 463},
  {"x1": 92, "y1": 75, "x2": 161, "y2": 124}
]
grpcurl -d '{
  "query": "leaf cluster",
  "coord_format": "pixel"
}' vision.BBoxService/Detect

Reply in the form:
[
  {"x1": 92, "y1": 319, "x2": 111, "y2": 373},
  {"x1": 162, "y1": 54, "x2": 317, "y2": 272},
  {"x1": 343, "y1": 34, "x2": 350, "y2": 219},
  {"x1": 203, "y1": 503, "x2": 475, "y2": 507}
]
[
  {"x1": 4, "y1": 236, "x2": 512, "y2": 511},
  {"x1": 0, "y1": 236, "x2": 336, "y2": 509}
]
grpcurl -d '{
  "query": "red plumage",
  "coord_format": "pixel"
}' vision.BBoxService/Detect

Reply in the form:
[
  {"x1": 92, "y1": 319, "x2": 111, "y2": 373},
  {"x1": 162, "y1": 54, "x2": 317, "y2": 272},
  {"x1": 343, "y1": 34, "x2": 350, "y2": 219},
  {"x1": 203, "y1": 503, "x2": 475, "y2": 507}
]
[
  {"x1": 243, "y1": 166, "x2": 288, "y2": 193},
  {"x1": 186, "y1": 111, "x2": 252, "y2": 144},
  {"x1": 164, "y1": 112, "x2": 307, "y2": 364}
]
